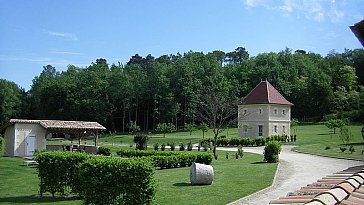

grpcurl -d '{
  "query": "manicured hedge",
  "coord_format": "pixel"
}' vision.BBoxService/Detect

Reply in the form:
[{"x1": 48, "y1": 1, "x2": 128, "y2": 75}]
[
  {"x1": 117, "y1": 149, "x2": 213, "y2": 169},
  {"x1": 78, "y1": 157, "x2": 156, "y2": 205},
  {"x1": 116, "y1": 149, "x2": 180, "y2": 157},
  {"x1": 36, "y1": 151, "x2": 157, "y2": 204},
  {"x1": 201, "y1": 134, "x2": 293, "y2": 147},
  {"x1": 35, "y1": 151, "x2": 92, "y2": 196}
]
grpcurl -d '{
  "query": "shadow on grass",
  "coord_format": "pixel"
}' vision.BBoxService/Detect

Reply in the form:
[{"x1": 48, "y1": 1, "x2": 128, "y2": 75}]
[
  {"x1": 342, "y1": 142, "x2": 364, "y2": 146},
  {"x1": 0, "y1": 195, "x2": 80, "y2": 203},
  {"x1": 173, "y1": 182, "x2": 190, "y2": 186},
  {"x1": 250, "y1": 161, "x2": 267, "y2": 164}
]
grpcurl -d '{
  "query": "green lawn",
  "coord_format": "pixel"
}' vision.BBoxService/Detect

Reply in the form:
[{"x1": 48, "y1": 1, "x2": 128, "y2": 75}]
[
  {"x1": 48, "y1": 124, "x2": 364, "y2": 160},
  {"x1": 292, "y1": 124, "x2": 364, "y2": 160},
  {"x1": 0, "y1": 151, "x2": 277, "y2": 205}
]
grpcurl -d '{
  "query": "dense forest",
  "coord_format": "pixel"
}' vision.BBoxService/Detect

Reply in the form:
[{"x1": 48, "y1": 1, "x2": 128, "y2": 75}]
[{"x1": 1, "y1": 47, "x2": 364, "y2": 132}]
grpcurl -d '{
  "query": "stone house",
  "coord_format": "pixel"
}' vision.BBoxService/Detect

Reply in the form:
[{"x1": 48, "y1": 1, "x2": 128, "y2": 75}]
[{"x1": 238, "y1": 81, "x2": 293, "y2": 138}]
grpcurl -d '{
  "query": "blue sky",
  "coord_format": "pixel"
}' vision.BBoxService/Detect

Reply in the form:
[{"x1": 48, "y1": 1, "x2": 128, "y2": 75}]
[{"x1": 1, "y1": 0, "x2": 363, "y2": 91}]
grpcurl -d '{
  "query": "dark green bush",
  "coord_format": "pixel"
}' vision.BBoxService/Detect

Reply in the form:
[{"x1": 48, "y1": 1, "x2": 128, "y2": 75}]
[
  {"x1": 78, "y1": 157, "x2": 156, "y2": 205},
  {"x1": 153, "y1": 143, "x2": 159, "y2": 151},
  {"x1": 97, "y1": 146, "x2": 111, "y2": 156},
  {"x1": 264, "y1": 141, "x2": 281, "y2": 163},
  {"x1": 179, "y1": 143, "x2": 185, "y2": 151},
  {"x1": 134, "y1": 133, "x2": 149, "y2": 150},
  {"x1": 161, "y1": 143, "x2": 166, "y2": 151},
  {"x1": 349, "y1": 145, "x2": 355, "y2": 154},
  {"x1": 35, "y1": 151, "x2": 93, "y2": 196},
  {"x1": 340, "y1": 147, "x2": 347, "y2": 152},
  {"x1": 169, "y1": 142, "x2": 175, "y2": 151}
]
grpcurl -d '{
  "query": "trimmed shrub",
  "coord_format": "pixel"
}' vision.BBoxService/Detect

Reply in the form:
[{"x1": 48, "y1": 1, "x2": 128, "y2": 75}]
[
  {"x1": 179, "y1": 143, "x2": 185, "y2": 151},
  {"x1": 169, "y1": 142, "x2": 175, "y2": 151},
  {"x1": 35, "y1": 151, "x2": 93, "y2": 196},
  {"x1": 97, "y1": 146, "x2": 111, "y2": 156},
  {"x1": 161, "y1": 143, "x2": 166, "y2": 151},
  {"x1": 187, "y1": 141, "x2": 193, "y2": 151},
  {"x1": 134, "y1": 133, "x2": 149, "y2": 150},
  {"x1": 225, "y1": 152, "x2": 229, "y2": 159},
  {"x1": 264, "y1": 141, "x2": 281, "y2": 163},
  {"x1": 340, "y1": 147, "x2": 347, "y2": 152},
  {"x1": 78, "y1": 157, "x2": 156, "y2": 205},
  {"x1": 349, "y1": 145, "x2": 355, "y2": 154},
  {"x1": 237, "y1": 145, "x2": 244, "y2": 158},
  {"x1": 153, "y1": 143, "x2": 159, "y2": 151}
]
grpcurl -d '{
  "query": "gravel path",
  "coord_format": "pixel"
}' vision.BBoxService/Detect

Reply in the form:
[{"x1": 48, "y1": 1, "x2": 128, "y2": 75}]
[{"x1": 217, "y1": 145, "x2": 363, "y2": 205}]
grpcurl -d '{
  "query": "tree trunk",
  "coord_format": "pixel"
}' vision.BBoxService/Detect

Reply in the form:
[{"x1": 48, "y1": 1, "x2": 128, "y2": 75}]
[
  {"x1": 110, "y1": 113, "x2": 115, "y2": 133},
  {"x1": 213, "y1": 132, "x2": 218, "y2": 159},
  {"x1": 122, "y1": 107, "x2": 126, "y2": 133}
]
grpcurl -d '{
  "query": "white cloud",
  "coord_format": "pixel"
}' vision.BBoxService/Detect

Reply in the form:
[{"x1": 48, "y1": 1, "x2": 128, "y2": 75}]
[
  {"x1": 0, "y1": 55, "x2": 73, "y2": 66},
  {"x1": 243, "y1": 0, "x2": 266, "y2": 7},
  {"x1": 242, "y1": 0, "x2": 348, "y2": 23},
  {"x1": 47, "y1": 31, "x2": 78, "y2": 41},
  {"x1": 50, "y1": 51, "x2": 82, "y2": 55}
]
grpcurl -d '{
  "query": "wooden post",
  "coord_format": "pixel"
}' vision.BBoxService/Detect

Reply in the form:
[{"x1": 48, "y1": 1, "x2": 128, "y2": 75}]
[
  {"x1": 94, "y1": 131, "x2": 99, "y2": 146},
  {"x1": 78, "y1": 133, "x2": 81, "y2": 145}
]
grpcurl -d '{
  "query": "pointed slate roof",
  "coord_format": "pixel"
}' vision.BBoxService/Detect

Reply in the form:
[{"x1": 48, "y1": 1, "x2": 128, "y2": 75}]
[{"x1": 241, "y1": 81, "x2": 293, "y2": 105}]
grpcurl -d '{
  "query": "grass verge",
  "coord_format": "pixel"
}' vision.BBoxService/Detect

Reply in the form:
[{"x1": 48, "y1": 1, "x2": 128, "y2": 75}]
[{"x1": 0, "y1": 151, "x2": 277, "y2": 205}]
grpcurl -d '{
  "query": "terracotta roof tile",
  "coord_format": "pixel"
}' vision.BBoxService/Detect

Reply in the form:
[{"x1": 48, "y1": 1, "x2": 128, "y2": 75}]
[
  {"x1": 241, "y1": 81, "x2": 293, "y2": 105},
  {"x1": 270, "y1": 165, "x2": 364, "y2": 205}
]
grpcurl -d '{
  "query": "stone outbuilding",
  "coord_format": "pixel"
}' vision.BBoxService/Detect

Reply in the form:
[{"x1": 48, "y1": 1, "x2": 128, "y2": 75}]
[
  {"x1": 238, "y1": 81, "x2": 293, "y2": 138},
  {"x1": 2, "y1": 119, "x2": 106, "y2": 157}
]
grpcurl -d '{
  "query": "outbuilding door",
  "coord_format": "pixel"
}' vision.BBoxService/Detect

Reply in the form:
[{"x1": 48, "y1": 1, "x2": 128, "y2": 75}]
[{"x1": 26, "y1": 135, "x2": 36, "y2": 156}]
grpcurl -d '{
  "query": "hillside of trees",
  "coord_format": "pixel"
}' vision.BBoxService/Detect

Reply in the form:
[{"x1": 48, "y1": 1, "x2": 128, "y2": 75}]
[{"x1": 1, "y1": 47, "x2": 364, "y2": 132}]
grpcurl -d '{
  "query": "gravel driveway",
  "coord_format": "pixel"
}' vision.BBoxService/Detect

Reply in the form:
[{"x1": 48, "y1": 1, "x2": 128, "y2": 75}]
[{"x1": 217, "y1": 145, "x2": 363, "y2": 205}]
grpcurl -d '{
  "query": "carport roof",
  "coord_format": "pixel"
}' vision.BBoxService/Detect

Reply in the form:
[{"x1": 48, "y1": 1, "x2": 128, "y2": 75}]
[{"x1": 6, "y1": 119, "x2": 106, "y2": 132}]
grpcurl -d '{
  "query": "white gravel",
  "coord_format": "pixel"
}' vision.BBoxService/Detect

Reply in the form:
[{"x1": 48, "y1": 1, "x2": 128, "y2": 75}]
[{"x1": 217, "y1": 145, "x2": 363, "y2": 205}]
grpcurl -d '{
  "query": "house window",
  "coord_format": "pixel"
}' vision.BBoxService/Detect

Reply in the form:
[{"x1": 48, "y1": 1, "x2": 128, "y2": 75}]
[
  {"x1": 282, "y1": 126, "x2": 286, "y2": 133},
  {"x1": 258, "y1": 108, "x2": 263, "y2": 115},
  {"x1": 258, "y1": 125, "x2": 263, "y2": 136},
  {"x1": 274, "y1": 125, "x2": 277, "y2": 133},
  {"x1": 274, "y1": 108, "x2": 277, "y2": 115},
  {"x1": 282, "y1": 109, "x2": 286, "y2": 115}
]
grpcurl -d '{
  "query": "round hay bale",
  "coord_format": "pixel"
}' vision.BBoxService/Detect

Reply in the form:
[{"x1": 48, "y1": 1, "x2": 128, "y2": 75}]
[{"x1": 190, "y1": 162, "x2": 214, "y2": 185}]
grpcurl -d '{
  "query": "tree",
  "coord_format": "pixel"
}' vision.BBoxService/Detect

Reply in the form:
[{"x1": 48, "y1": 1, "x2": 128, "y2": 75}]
[
  {"x1": 199, "y1": 122, "x2": 209, "y2": 139},
  {"x1": 325, "y1": 119, "x2": 346, "y2": 134},
  {"x1": 0, "y1": 79, "x2": 25, "y2": 125},
  {"x1": 127, "y1": 121, "x2": 140, "y2": 135},
  {"x1": 184, "y1": 123, "x2": 195, "y2": 136},
  {"x1": 196, "y1": 87, "x2": 237, "y2": 159},
  {"x1": 156, "y1": 123, "x2": 175, "y2": 138}
]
